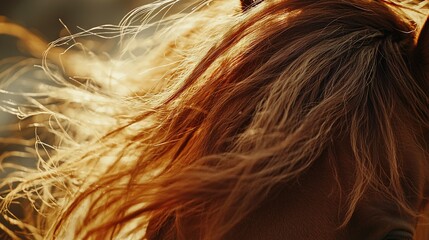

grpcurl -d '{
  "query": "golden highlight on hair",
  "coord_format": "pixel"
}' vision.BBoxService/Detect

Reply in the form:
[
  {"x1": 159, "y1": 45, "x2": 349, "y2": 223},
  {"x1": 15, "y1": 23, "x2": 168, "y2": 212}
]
[{"x1": 1, "y1": 0, "x2": 429, "y2": 239}]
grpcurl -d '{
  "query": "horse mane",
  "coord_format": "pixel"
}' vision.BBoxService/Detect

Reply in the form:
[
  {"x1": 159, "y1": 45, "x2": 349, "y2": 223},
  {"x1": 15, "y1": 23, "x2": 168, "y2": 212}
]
[{"x1": 1, "y1": 0, "x2": 429, "y2": 239}]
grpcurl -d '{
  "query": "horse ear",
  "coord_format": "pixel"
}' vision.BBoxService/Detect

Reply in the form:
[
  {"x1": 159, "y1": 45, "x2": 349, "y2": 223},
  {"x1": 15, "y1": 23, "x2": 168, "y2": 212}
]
[
  {"x1": 416, "y1": 17, "x2": 429, "y2": 71},
  {"x1": 240, "y1": 0, "x2": 262, "y2": 11}
]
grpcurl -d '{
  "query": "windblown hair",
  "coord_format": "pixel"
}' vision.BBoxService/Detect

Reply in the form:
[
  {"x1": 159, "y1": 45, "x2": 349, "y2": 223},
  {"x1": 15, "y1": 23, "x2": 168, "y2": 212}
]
[{"x1": 1, "y1": 0, "x2": 429, "y2": 239}]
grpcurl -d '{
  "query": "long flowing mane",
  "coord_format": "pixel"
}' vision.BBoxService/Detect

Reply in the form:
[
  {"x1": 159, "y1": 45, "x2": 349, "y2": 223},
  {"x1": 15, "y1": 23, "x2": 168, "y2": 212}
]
[{"x1": 1, "y1": 0, "x2": 429, "y2": 239}]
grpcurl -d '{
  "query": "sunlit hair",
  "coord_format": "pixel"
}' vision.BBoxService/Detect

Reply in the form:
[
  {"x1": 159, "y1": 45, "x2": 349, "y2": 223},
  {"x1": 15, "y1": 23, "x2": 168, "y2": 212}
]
[{"x1": 1, "y1": 0, "x2": 429, "y2": 239}]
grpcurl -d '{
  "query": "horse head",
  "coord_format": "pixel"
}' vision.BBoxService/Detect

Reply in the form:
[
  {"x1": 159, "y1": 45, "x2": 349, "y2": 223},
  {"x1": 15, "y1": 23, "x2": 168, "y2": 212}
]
[{"x1": 147, "y1": 1, "x2": 429, "y2": 239}]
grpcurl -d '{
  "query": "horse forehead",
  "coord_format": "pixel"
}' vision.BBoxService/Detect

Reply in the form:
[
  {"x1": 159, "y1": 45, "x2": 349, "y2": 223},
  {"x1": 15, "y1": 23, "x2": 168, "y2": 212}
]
[
  {"x1": 337, "y1": 128, "x2": 429, "y2": 199},
  {"x1": 225, "y1": 156, "x2": 347, "y2": 239},
  {"x1": 399, "y1": 128, "x2": 429, "y2": 197},
  {"x1": 226, "y1": 137, "x2": 428, "y2": 240}
]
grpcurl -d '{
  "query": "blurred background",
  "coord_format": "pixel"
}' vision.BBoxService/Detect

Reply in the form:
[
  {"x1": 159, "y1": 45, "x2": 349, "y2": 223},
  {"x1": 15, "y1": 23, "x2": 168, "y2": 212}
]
[
  {"x1": 0, "y1": 1, "x2": 152, "y2": 238},
  {"x1": 0, "y1": 0, "x2": 151, "y2": 58}
]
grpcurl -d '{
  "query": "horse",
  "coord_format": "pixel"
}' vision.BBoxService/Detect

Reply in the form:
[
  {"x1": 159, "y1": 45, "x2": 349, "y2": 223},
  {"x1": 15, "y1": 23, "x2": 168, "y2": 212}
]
[{"x1": 1, "y1": 0, "x2": 429, "y2": 239}]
